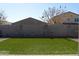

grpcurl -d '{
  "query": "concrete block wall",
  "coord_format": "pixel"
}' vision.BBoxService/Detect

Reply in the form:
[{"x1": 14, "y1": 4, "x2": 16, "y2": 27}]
[
  {"x1": 0, "y1": 24, "x2": 78, "y2": 38},
  {"x1": 47, "y1": 24, "x2": 79, "y2": 38}
]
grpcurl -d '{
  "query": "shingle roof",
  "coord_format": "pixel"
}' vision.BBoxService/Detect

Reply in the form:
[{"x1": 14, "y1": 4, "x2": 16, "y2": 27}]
[
  {"x1": 12, "y1": 17, "x2": 46, "y2": 25},
  {"x1": 51, "y1": 11, "x2": 79, "y2": 19}
]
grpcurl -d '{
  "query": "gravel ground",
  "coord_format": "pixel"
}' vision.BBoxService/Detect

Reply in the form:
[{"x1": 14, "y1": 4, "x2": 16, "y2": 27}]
[
  {"x1": 71, "y1": 39, "x2": 79, "y2": 42},
  {"x1": 0, "y1": 38, "x2": 8, "y2": 42}
]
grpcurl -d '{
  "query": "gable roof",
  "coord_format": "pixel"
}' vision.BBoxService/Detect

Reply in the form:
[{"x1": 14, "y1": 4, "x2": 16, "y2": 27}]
[
  {"x1": 61, "y1": 11, "x2": 79, "y2": 16},
  {"x1": 52, "y1": 11, "x2": 79, "y2": 19},
  {"x1": 12, "y1": 17, "x2": 46, "y2": 25}
]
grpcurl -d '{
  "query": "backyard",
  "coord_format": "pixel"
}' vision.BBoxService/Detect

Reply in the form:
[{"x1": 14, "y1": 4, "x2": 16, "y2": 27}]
[{"x1": 0, "y1": 38, "x2": 78, "y2": 55}]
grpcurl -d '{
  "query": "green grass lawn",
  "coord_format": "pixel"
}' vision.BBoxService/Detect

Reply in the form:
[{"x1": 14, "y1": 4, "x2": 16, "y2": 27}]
[{"x1": 0, "y1": 38, "x2": 78, "y2": 55}]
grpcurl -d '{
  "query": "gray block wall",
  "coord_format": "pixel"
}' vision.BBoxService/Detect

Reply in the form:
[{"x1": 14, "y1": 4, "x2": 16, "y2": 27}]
[{"x1": 0, "y1": 24, "x2": 79, "y2": 38}]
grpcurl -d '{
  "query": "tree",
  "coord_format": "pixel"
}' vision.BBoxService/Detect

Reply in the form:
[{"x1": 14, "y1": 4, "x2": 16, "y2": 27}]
[
  {"x1": 40, "y1": 6, "x2": 65, "y2": 24},
  {"x1": 0, "y1": 10, "x2": 7, "y2": 25}
]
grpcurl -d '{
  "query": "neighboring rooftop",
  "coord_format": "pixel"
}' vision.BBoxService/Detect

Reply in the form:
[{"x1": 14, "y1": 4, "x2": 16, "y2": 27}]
[
  {"x1": 48, "y1": 11, "x2": 79, "y2": 24},
  {"x1": 0, "y1": 20, "x2": 12, "y2": 25}
]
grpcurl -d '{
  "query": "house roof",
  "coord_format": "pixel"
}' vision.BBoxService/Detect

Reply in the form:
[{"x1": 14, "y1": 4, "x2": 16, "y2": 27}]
[
  {"x1": 52, "y1": 11, "x2": 79, "y2": 19},
  {"x1": 61, "y1": 11, "x2": 79, "y2": 16},
  {"x1": 12, "y1": 17, "x2": 46, "y2": 25}
]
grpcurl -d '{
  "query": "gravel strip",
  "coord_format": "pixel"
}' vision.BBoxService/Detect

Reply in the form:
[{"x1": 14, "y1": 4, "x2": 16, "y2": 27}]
[
  {"x1": 0, "y1": 38, "x2": 8, "y2": 42},
  {"x1": 71, "y1": 39, "x2": 79, "y2": 42}
]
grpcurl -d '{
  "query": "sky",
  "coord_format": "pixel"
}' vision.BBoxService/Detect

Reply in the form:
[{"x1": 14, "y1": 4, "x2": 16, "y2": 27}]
[{"x1": 0, "y1": 3, "x2": 79, "y2": 23}]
